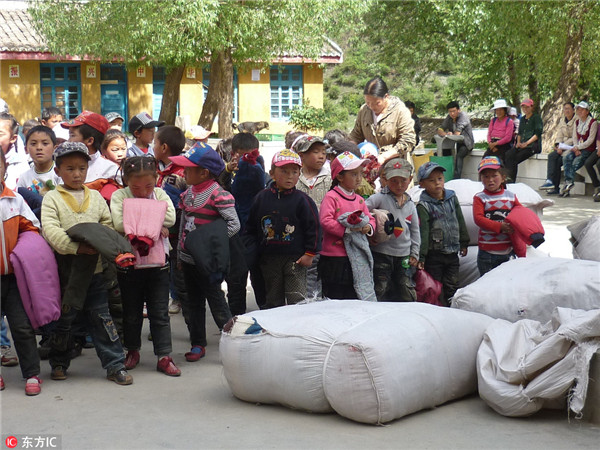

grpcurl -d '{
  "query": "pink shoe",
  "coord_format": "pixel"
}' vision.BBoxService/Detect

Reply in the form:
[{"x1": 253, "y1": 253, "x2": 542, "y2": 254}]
[
  {"x1": 157, "y1": 356, "x2": 181, "y2": 376},
  {"x1": 0, "y1": 375, "x2": 5, "y2": 391},
  {"x1": 25, "y1": 376, "x2": 42, "y2": 396},
  {"x1": 184, "y1": 346, "x2": 205, "y2": 362},
  {"x1": 124, "y1": 350, "x2": 140, "y2": 370}
]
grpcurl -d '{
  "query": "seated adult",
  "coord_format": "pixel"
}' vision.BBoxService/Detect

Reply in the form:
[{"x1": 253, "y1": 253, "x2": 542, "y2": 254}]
[
  {"x1": 539, "y1": 102, "x2": 576, "y2": 194},
  {"x1": 508, "y1": 107, "x2": 520, "y2": 139},
  {"x1": 349, "y1": 76, "x2": 415, "y2": 162},
  {"x1": 404, "y1": 101, "x2": 421, "y2": 146},
  {"x1": 483, "y1": 99, "x2": 515, "y2": 163},
  {"x1": 559, "y1": 101, "x2": 597, "y2": 197},
  {"x1": 584, "y1": 136, "x2": 600, "y2": 202},
  {"x1": 504, "y1": 99, "x2": 543, "y2": 182},
  {"x1": 435, "y1": 101, "x2": 474, "y2": 179}
]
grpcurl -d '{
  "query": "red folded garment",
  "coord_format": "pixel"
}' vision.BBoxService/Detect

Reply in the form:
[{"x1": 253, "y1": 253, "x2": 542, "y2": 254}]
[{"x1": 242, "y1": 149, "x2": 260, "y2": 165}]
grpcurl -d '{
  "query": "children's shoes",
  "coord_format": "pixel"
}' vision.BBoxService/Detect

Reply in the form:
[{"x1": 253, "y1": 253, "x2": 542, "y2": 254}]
[
  {"x1": 25, "y1": 376, "x2": 42, "y2": 396},
  {"x1": 184, "y1": 346, "x2": 205, "y2": 362},
  {"x1": 124, "y1": 350, "x2": 140, "y2": 370},
  {"x1": 157, "y1": 356, "x2": 181, "y2": 376}
]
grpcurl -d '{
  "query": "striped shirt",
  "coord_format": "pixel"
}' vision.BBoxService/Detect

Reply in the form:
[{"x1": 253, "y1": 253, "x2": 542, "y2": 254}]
[
  {"x1": 473, "y1": 188, "x2": 521, "y2": 254},
  {"x1": 178, "y1": 180, "x2": 240, "y2": 264}
]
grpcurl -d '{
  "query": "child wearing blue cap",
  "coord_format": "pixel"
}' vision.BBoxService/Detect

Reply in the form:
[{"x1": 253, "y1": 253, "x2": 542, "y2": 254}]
[
  {"x1": 417, "y1": 161, "x2": 469, "y2": 306},
  {"x1": 169, "y1": 142, "x2": 239, "y2": 361}
]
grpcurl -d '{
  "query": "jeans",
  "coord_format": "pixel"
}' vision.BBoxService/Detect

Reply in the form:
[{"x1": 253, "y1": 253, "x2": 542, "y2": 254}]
[
  {"x1": 49, "y1": 273, "x2": 125, "y2": 373},
  {"x1": 372, "y1": 252, "x2": 416, "y2": 302},
  {"x1": 477, "y1": 250, "x2": 515, "y2": 276},
  {"x1": 505, "y1": 144, "x2": 537, "y2": 182},
  {"x1": 182, "y1": 262, "x2": 232, "y2": 348},
  {"x1": 584, "y1": 151, "x2": 600, "y2": 188},
  {"x1": 118, "y1": 264, "x2": 172, "y2": 356},
  {"x1": 546, "y1": 150, "x2": 564, "y2": 189},
  {"x1": 450, "y1": 144, "x2": 472, "y2": 179},
  {"x1": 225, "y1": 234, "x2": 249, "y2": 316},
  {"x1": 1, "y1": 316, "x2": 10, "y2": 347},
  {"x1": 168, "y1": 235, "x2": 188, "y2": 304},
  {"x1": 424, "y1": 251, "x2": 460, "y2": 306},
  {"x1": 1, "y1": 275, "x2": 40, "y2": 378},
  {"x1": 564, "y1": 150, "x2": 592, "y2": 183}
]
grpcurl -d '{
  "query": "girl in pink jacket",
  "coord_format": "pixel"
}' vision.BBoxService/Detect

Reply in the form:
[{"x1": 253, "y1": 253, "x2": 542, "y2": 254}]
[{"x1": 318, "y1": 148, "x2": 376, "y2": 299}]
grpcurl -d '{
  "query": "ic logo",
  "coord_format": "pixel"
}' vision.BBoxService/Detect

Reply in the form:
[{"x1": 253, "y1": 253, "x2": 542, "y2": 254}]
[{"x1": 5, "y1": 436, "x2": 18, "y2": 448}]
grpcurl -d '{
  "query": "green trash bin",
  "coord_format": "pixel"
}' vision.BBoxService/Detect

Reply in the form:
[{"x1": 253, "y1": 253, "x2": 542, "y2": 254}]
[{"x1": 429, "y1": 155, "x2": 454, "y2": 181}]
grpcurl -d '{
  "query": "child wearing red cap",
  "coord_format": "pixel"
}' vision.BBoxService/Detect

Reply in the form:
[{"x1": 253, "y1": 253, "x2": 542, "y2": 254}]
[
  {"x1": 169, "y1": 142, "x2": 238, "y2": 361},
  {"x1": 244, "y1": 149, "x2": 321, "y2": 308}
]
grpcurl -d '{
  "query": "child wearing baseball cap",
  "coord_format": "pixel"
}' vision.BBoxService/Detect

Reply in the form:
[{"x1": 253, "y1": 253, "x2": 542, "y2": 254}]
[
  {"x1": 366, "y1": 157, "x2": 421, "y2": 302},
  {"x1": 416, "y1": 161, "x2": 469, "y2": 306},
  {"x1": 244, "y1": 149, "x2": 321, "y2": 309},
  {"x1": 127, "y1": 112, "x2": 165, "y2": 157},
  {"x1": 169, "y1": 142, "x2": 237, "y2": 361},
  {"x1": 473, "y1": 156, "x2": 522, "y2": 275},
  {"x1": 319, "y1": 148, "x2": 376, "y2": 300}
]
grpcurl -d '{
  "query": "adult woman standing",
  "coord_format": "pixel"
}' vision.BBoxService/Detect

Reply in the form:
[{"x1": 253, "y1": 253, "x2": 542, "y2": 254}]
[
  {"x1": 483, "y1": 99, "x2": 515, "y2": 163},
  {"x1": 504, "y1": 99, "x2": 543, "y2": 182},
  {"x1": 349, "y1": 77, "x2": 416, "y2": 162}
]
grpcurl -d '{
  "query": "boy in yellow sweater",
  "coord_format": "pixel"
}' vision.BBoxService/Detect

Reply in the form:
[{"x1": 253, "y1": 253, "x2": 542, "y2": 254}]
[{"x1": 41, "y1": 142, "x2": 132, "y2": 385}]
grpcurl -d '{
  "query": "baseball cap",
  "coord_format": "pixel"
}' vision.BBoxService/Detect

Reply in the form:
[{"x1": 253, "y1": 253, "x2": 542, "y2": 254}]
[
  {"x1": 105, "y1": 112, "x2": 124, "y2": 123},
  {"x1": 295, "y1": 136, "x2": 327, "y2": 153},
  {"x1": 358, "y1": 141, "x2": 379, "y2": 158},
  {"x1": 384, "y1": 157, "x2": 412, "y2": 179},
  {"x1": 53, "y1": 141, "x2": 90, "y2": 161},
  {"x1": 330, "y1": 151, "x2": 367, "y2": 179},
  {"x1": 128, "y1": 112, "x2": 165, "y2": 134},
  {"x1": 271, "y1": 149, "x2": 302, "y2": 167},
  {"x1": 189, "y1": 125, "x2": 212, "y2": 140},
  {"x1": 576, "y1": 101, "x2": 590, "y2": 110},
  {"x1": 417, "y1": 161, "x2": 446, "y2": 181},
  {"x1": 478, "y1": 156, "x2": 503, "y2": 173},
  {"x1": 61, "y1": 110, "x2": 109, "y2": 134},
  {"x1": 168, "y1": 142, "x2": 225, "y2": 176},
  {"x1": 521, "y1": 99, "x2": 534, "y2": 107},
  {"x1": 52, "y1": 123, "x2": 69, "y2": 142}
]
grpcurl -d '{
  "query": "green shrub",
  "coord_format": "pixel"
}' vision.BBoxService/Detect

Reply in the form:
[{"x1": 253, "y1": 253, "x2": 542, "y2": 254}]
[
  {"x1": 288, "y1": 100, "x2": 331, "y2": 132},
  {"x1": 328, "y1": 84, "x2": 340, "y2": 100}
]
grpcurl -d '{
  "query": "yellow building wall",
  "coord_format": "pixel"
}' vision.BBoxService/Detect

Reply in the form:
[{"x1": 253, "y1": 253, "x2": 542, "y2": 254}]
[
  {"x1": 127, "y1": 66, "x2": 153, "y2": 118},
  {"x1": 178, "y1": 66, "x2": 205, "y2": 132},
  {"x1": 1, "y1": 60, "x2": 41, "y2": 124},
  {"x1": 81, "y1": 62, "x2": 101, "y2": 113},
  {"x1": 303, "y1": 64, "x2": 324, "y2": 109},
  {"x1": 237, "y1": 67, "x2": 271, "y2": 132}
]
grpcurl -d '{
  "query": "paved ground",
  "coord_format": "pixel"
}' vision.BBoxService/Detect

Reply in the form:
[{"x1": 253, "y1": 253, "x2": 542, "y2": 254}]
[{"x1": 1, "y1": 195, "x2": 599, "y2": 450}]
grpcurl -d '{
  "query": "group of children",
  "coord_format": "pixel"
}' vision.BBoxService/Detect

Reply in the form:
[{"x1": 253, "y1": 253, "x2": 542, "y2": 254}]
[{"x1": 1, "y1": 103, "x2": 522, "y2": 397}]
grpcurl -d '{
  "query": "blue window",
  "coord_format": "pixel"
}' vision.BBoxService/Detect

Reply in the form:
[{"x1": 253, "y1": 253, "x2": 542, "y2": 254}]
[
  {"x1": 202, "y1": 68, "x2": 238, "y2": 122},
  {"x1": 40, "y1": 63, "x2": 81, "y2": 119},
  {"x1": 270, "y1": 65, "x2": 302, "y2": 120},
  {"x1": 100, "y1": 64, "x2": 128, "y2": 120}
]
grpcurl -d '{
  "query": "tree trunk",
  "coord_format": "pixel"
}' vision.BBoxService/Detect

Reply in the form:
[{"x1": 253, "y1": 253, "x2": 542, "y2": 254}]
[
  {"x1": 540, "y1": 4, "x2": 586, "y2": 153},
  {"x1": 507, "y1": 53, "x2": 520, "y2": 113},
  {"x1": 527, "y1": 56, "x2": 539, "y2": 114},
  {"x1": 198, "y1": 48, "x2": 235, "y2": 139},
  {"x1": 158, "y1": 66, "x2": 185, "y2": 125}
]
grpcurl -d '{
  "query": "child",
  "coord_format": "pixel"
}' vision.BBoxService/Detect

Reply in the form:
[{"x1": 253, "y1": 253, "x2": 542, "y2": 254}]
[
  {"x1": 0, "y1": 112, "x2": 30, "y2": 189},
  {"x1": 101, "y1": 129, "x2": 128, "y2": 166},
  {"x1": 169, "y1": 142, "x2": 238, "y2": 361},
  {"x1": 245, "y1": 150, "x2": 321, "y2": 309},
  {"x1": 295, "y1": 136, "x2": 331, "y2": 298},
  {"x1": 41, "y1": 142, "x2": 133, "y2": 385},
  {"x1": 153, "y1": 125, "x2": 188, "y2": 315},
  {"x1": 105, "y1": 112, "x2": 124, "y2": 131},
  {"x1": 110, "y1": 156, "x2": 179, "y2": 376},
  {"x1": 0, "y1": 150, "x2": 44, "y2": 395},
  {"x1": 60, "y1": 110, "x2": 120, "y2": 186},
  {"x1": 40, "y1": 107, "x2": 63, "y2": 129},
  {"x1": 319, "y1": 148, "x2": 376, "y2": 300},
  {"x1": 416, "y1": 161, "x2": 469, "y2": 306},
  {"x1": 473, "y1": 156, "x2": 522, "y2": 276},
  {"x1": 127, "y1": 112, "x2": 165, "y2": 157},
  {"x1": 366, "y1": 157, "x2": 420, "y2": 302},
  {"x1": 16, "y1": 126, "x2": 61, "y2": 195}
]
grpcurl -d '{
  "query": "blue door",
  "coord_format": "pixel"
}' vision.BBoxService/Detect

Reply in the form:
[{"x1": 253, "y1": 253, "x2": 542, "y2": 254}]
[{"x1": 101, "y1": 84, "x2": 127, "y2": 119}]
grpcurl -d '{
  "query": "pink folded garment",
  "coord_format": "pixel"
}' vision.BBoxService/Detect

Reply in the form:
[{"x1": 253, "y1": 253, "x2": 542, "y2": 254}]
[{"x1": 123, "y1": 198, "x2": 168, "y2": 267}]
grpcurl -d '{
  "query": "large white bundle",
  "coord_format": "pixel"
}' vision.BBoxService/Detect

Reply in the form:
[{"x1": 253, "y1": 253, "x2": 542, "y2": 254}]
[
  {"x1": 322, "y1": 303, "x2": 493, "y2": 424},
  {"x1": 452, "y1": 257, "x2": 600, "y2": 323},
  {"x1": 478, "y1": 308, "x2": 600, "y2": 417},
  {"x1": 410, "y1": 180, "x2": 553, "y2": 246},
  {"x1": 569, "y1": 216, "x2": 600, "y2": 262},
  {"x1": 220, "y1": 301, "x2": 404, "y2": 413}
]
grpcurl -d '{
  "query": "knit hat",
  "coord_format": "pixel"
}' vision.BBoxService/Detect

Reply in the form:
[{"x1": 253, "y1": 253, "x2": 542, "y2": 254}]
[
  {"x1": 169, "y1": 142, "x2": 225, "y2": 176},
  {"x1": 417, "y1": 161, "x2": 446, "y2": 182},
  {"x1": 330, "y1": 151, "x2": 367, "y2": 179},
  {"x1": 61, "y1": 111, "x2": 109, "y2": 134},
  {"x1": 128, "y1": 112, "x2": 165, "y2": 134},
  {"x1": 383, "y1": 157, "x2": 412, "y2": 179},
  {"x1": 478, "y1": 156, "x2": 503, "y2": 173},
  {"x1": 271, "y1": 149, "x2": 302, "y2": 168},
  {"x1": 53, "y1": 141, "x2": 90, "y2": 161}
]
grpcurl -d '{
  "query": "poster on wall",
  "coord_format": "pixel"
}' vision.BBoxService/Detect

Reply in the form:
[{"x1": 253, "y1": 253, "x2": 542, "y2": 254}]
[
  {"x1": 137, "y1": 66, "x2": 146, "y2": 77},
  {"x1": 9, "y1": 65, "x2": 20, "y2": 78},
  {"x1": 186, "y1": 68, "x2": 196, "y2": 79},
  {"x1": 86, "y1": 65, "x2": 97, "y2": 78}
]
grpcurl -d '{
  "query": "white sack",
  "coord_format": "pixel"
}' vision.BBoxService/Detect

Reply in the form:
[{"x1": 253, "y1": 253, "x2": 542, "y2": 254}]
[
  {"x1": 220, "y1": 301, "x2": 407, "y2": 413},
  {"x1": 410, "y1": 180, "x2": 553, "y2": 247},
  {"x1": 452, "y1": 257, "x2": 600, "y2": 323},
  {"x1": 477, "y1": 307, "x2": 600, "y2": 417},
  {"x1": 569, "y1": 216, "x2": 600, "y2": 262},
  {"x1": 322, "y1": 303, "x2": 493, "y2": 424}
]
